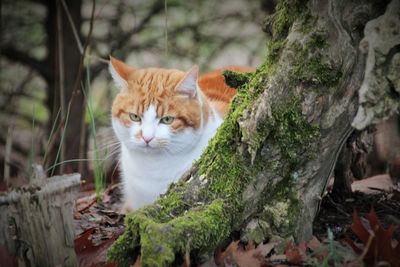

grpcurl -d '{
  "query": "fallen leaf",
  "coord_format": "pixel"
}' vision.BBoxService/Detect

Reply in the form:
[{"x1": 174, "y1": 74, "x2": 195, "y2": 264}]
[
  {"x1": 74, "y1": 227, "x2": 122, "y2": 267},
  {"x1": 214, "y1": 240, "x2": 270, "y2": 267},
  {"x1": 307, "y1": 236, "x2": 328, "y2": 260},
  {"x1": 347, "y1": 208, "x2": 400, "y2": 267},
  {"x1": 131, "y1": 255, "x2": 141, "y2": 267},
  {"x1": 0, "y1": 244, "x2": 17, "y2": 267},
  {"x1": 284, "y1": 240, "x2": 306, "y2": 264},
  {"x1": 351, "y1": 174, "x2": 394, "y2": 194},
  {"x1": 256, "y1": 241, "x2": 276, "y2": 257}
]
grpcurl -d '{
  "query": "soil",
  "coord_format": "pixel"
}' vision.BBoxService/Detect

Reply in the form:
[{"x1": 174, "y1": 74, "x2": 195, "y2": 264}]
[{"x1": 313, "y1": 188, "x2": 400, "y2": 241}]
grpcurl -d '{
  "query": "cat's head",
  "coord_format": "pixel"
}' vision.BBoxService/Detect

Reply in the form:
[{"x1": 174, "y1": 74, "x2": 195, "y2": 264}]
[{"x1": 109, "y1": 57, "x2": 206, "y2": 154}]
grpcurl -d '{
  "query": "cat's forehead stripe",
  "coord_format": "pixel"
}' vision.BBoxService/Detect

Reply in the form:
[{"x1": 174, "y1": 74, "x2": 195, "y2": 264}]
[{"x1": 143, "y1": 105, "x2": 157, "y2": 120}]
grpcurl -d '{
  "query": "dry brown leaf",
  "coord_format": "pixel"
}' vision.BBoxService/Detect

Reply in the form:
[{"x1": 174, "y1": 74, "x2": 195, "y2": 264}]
[
  {"x1": 214, "y1": 241, "x2": 239, "y2": 266},
  {"x1": 256, "y1": 242, "x2": 276, "y2": 257},
  {"x1": 215, "y1": 240, "x2": 271, "y2": 267},
  {"x1": 74, "y1": 227, "x2": 121, "y2": 267},
  {"x1": 284, "y1": 240, "x2": 306, "y2": 265},
  {"x1": 306, "y1": 236, "x2": 328, "y2": 260},
  {"x1": 131, "y1": 256, "x2": 141, "y2": 267},
  {"x1": 351, "y1": 174, "x2": 394, "y2": 194}
]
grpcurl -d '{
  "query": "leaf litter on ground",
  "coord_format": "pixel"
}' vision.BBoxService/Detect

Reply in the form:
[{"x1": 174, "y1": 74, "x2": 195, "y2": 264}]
[
  {"x1": 74, "y1": 183, "x2": 125, "y2": 267},
  {"x1": 73, "y1": 181, "x2": 399, "y2": 267}
]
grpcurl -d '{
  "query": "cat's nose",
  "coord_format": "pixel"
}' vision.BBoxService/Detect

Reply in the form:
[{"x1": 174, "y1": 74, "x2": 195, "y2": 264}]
[{"x1": 142, "y1": 136, "x2": 154, "y2": 144}]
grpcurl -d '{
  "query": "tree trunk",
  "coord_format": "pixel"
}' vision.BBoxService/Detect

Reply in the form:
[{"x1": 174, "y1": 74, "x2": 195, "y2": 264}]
[
  {"x1": 108, "y1": 0, "x2": 399, "y2": 266},
  {"x1": 44, "y1": 0, "x2": 86, "y2": 175}
]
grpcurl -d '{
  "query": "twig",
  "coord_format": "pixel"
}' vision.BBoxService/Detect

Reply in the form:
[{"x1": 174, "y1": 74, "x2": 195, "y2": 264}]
[
  {"x1": 60, "y1": 0, "x2": 107, "y2": 64},
  {"x1": 57, "y1": 0, "x2": 66, "y2": 170},
  {"x1": 77, "y1": 196, "x2": 97, "y2": 213},
  {"x1": 0, "y1": 45, "x2": 49, "y2": 80},
  {"x1": 0, "y1": 71, "x2": 33, "y2": 107},
  {"x1": 4, "y1": 122, "x2": 15, "y2": 183},
  {"x1": 326, "y1": 194, "x2": 350, "y2": 216},
  {"x1": 164, "y1": 0, "x2": 168, "y2": 58},
  {"x1": 60, "y1": 0, "x2": 83, "y2": 54},
  {"x1": 79, "y1": 0, "x2": 96, "y2": 175},
  {"x1": 358, "y1": 229, "x2": 375, "y2": 262}
]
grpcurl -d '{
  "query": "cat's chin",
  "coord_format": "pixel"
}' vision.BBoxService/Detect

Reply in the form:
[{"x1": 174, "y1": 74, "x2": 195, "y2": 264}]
[{"x1": 128, "y1": 144, "x2": 165, "y2": 154}]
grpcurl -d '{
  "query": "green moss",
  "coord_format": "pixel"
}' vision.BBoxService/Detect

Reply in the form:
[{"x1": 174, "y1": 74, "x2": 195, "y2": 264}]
[
  {"x1": 109, "y1": 199, "x2": 231, "y2": 267},
  {"x1": 271, "y1": 0, "x2": 309, "y2": 39},
  {"x1": 263, "y1": 180, "x2": 302, "y2": 234},
  {"x1": 154, "y1": 183, "x2": 190, "y2": 219},
  {"x1": 289, "y1": 32, "x2": 342, "y2": 87},
  {"x1": 223, "y1": 70, "x2": 253, "y2": 89},
  {"x1": 269, "y1": 97, "x2": 319, "y2": 168},
  {"x1": 108, "y1": 223, "x2": 140, "y2": 267},
  {"x1": 267, "y1": 39, "x2": 287, "y2": 64},
  {"x1": 263, "y1": 201, "x2": 290, "y2": 229}
]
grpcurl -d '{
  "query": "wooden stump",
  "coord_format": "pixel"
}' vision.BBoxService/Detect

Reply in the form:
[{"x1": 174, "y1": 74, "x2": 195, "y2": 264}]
[{"x1": 0, "y1": 166, "x2": 80, "y2": 267}]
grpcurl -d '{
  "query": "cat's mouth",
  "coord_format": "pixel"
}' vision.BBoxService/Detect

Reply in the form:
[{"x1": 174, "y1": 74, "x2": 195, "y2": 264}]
[{"x1": 138, "y1": 142, "x2": 163, "y2": 151}]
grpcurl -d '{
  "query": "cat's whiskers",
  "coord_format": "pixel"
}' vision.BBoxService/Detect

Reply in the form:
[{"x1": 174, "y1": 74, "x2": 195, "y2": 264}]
[
  {"x1": 155, "y1": 138, "x2": 169, "y2": 148},
  {"x1": 95, "y1": 142, "x2": 121, "y2": 153},
  {"x1": 96, "y1": 135, "x2": 119, "y2": 147},
  {"x1": 103, "y1": 149, "x2": 121, "y2": 162}
]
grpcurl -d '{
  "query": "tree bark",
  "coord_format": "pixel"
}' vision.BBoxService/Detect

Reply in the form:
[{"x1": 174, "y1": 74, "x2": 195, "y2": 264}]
[
  {"x1": 44, "y1": 0, "x2": 86, "y2": 175},
  {"x1": 108, "y1": 0, "x2": 398, "y2": 266},
  {"x1": 0, "y1": 166, "x2": 80, "y2": 267}
]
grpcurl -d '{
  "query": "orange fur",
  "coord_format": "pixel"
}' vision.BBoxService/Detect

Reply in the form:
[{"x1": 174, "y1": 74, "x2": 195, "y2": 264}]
[
  {"x1": 111, "y1": 59, "x2": 255, "y2": 131},
  {"x1": 199, "y1": 66, "x2": 255, "y2": 116}
]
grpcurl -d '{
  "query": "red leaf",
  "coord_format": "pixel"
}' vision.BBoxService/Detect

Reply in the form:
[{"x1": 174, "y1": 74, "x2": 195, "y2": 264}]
[
  {"x1": 307, "y1": 236, "x2": 328, "y2": 260},
  {"x1": 351, "y1": 210, "x2": 370, "y2": 244},
  {"x1": 132, "y1": 255, "x2": 141, "y2": 267},
  {"x1": 284, "y1": 240, "x2": 306, "y2": 264},
  {"x1": 349, "y1": 209, "x2": 400, "y2": 267},
  {"x1": 214, "y1": 240, "x2": 269, "y2": 267},
  {"x1": 214, "y1": 241, "x2": 239, "y2": 266},
  {"x1": 75, "y1": 227, "x2": 96, "y2": 253},
  {"x1": 0, "y1": 244, "x2": 18, "y2": 267},
  {"x1": 74, "y1": 227, "x2": 121, "y2": 267}
]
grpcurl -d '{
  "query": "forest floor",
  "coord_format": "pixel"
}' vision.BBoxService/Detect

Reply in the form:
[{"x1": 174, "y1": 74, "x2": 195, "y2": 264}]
[{"x1": 73, "y1": 175, "x2": 400, "y2": 267}]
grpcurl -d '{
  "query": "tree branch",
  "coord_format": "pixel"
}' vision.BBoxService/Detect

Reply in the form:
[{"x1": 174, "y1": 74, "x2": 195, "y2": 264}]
[{"x1": 1, "y1": 45, "x2": 50, "y2": 81}]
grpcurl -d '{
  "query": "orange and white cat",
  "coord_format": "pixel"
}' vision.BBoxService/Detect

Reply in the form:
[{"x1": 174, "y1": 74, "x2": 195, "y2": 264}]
[{"x1": 109, "y1": 57, "x2": 253, "y2": 211}]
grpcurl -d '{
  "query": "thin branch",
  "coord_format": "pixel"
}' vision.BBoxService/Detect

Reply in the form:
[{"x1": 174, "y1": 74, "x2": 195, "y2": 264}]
[
  {"x1": 164, "y1": 0, "x2": 168, "y2": 58},
  {"x1": 60, "y1": 0, "x2": 83, "y2": 54},
  {"x1": 1, "y1": 71, "x2": 34, "y2": 107},
  {"x1": 28, "y1": 0, "x2": 46, "y2": 4},
  {"x1": 60, "y1": 0, "x2": 107, "y2": 64},
  {"x1": 0, "y1": 45, "x2": 50, "y2": 80},
  {"x1": 3, "y1": 122, "x2": 15, "y2": 183},
  {"x1": 0, "y1": 109, "x2": 45, "y2": 127},
  {"x1": 57, "y1": 0, "x2": 66, "y2": 167},
  {"x1": 110, "y1": 0, "x2": 164, "y2": 53}
]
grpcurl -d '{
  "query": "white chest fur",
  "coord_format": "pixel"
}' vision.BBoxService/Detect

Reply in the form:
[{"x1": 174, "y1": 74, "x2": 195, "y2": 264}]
[{"x1": 118, "y1": 111, "x2": 222, "y2": 210}]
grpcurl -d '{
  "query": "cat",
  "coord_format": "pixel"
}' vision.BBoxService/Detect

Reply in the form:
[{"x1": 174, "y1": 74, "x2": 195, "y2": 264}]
[{"x1": 109, "y1": 57, "x2": 254, "y2": 211}]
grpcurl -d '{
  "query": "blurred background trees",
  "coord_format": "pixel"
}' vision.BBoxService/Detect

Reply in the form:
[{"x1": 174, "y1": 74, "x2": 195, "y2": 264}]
[{"x1": 0, "y1": 0, "x2": 267, "y2": 186}]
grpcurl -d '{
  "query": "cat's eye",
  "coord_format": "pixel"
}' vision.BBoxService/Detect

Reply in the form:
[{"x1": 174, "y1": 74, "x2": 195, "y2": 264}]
[
  {"x1": 160, "y1": 116, "x2": 175, "y2": 124},
  {"x1": 129, "y1": 113, "x2": 141, "y2": 122}
]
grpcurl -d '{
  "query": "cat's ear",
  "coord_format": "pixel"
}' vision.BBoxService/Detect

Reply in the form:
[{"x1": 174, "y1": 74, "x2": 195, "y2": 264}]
[
  {"x1": 176, "y1": 65, "x2": 199, "y2": 98},
  {"x1": 109, "y1": 56, "x2": 135, "y2": 90}
]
